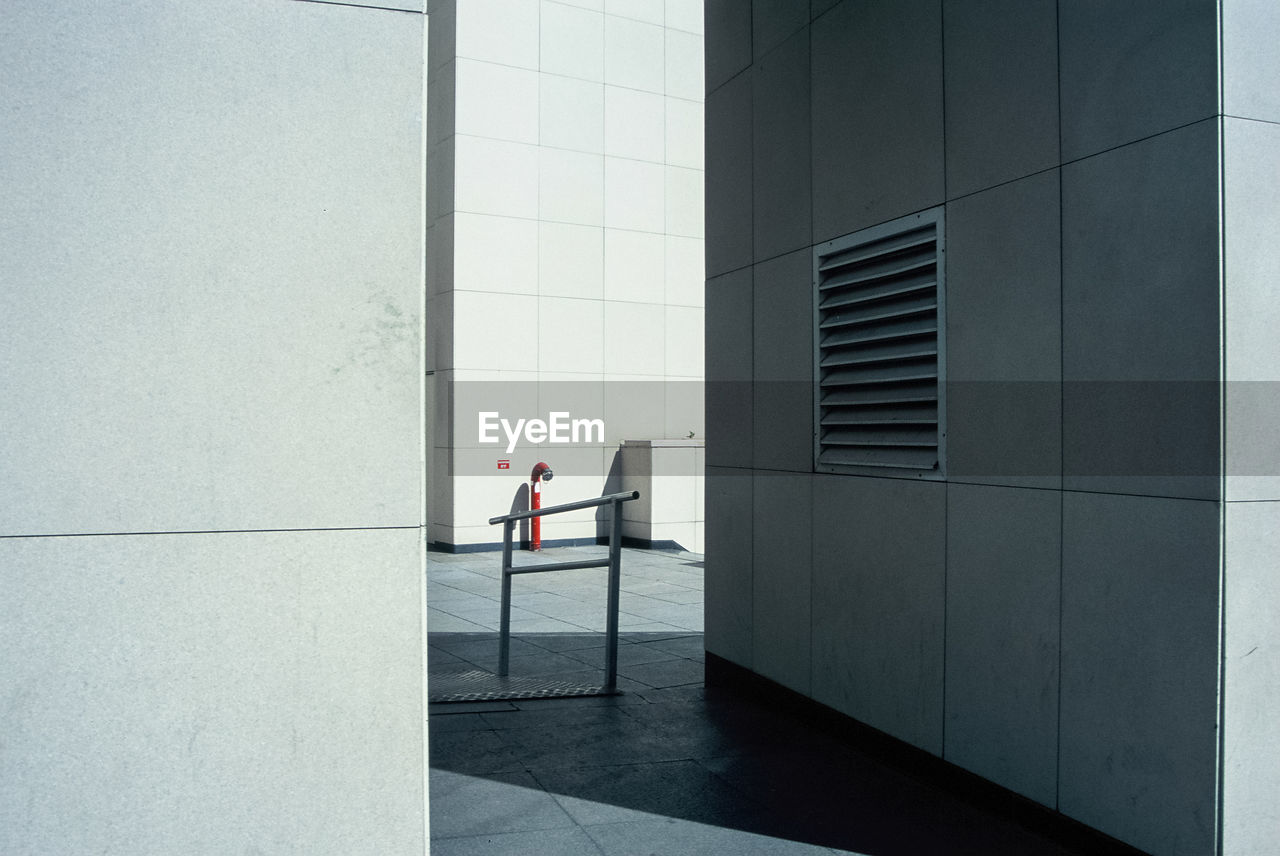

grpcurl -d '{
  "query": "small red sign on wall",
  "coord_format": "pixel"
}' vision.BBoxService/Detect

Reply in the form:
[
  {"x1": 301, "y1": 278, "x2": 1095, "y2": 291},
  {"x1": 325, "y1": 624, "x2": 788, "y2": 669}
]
[{"x1": 496, "y1": 459, "x2": 510, "y2": 470}]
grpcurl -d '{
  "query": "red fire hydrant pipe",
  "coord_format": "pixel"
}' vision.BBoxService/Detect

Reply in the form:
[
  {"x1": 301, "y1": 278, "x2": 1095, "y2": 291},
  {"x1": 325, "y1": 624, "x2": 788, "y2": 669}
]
[{"x1": 530, "y1": 462, "x2": 553, "y2": 551}]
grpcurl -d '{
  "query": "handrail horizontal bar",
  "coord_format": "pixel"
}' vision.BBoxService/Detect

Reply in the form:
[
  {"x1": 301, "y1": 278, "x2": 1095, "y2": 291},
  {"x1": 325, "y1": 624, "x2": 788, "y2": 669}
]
[
  {"x1": 489, "y1": 490, "x2": 639, "y2": 525},
  {"x1": 505, "y1": 558, "x2": 610, "y2": 575}
]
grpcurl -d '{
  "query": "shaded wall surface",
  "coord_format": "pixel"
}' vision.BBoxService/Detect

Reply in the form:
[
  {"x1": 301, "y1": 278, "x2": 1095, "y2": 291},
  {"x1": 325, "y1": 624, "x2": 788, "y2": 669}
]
[
  {"x1": 426, "y1": 0, "x2": 706, "y2": 550},
  {"x1": 704, "y1": 1, "x2": 1280, "y2": 854},
  {"x1": 0, "y1": 1, "x2": 427, "y2": 853}
]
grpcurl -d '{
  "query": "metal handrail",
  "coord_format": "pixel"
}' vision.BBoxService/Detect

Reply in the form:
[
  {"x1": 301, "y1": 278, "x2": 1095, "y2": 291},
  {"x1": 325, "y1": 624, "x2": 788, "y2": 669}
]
[
  {"x1": 488, "y1": 490, "x2": 640, "y2": 524},
  {"x1": 490, "y1": 489, "x2": 640, "y2": 693}
]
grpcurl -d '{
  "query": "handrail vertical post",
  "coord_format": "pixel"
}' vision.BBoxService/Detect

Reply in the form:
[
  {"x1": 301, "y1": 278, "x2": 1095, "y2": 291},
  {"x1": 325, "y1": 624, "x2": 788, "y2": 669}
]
[
  {"x1": 603, "y1": 497, "x2": 623, "y2": 692},
  {"x1": 498, "y1": 519, "x2": 514, "y2": 677}
]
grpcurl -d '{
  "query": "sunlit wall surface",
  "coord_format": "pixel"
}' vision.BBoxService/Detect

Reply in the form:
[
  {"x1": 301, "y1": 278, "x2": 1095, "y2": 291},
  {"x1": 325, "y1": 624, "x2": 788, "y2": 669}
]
[
  {"x1": 426, "y1": 0, "x2": 706, "y2": 552},
  {"x1": 0, "y1": 1, "x2": 427, "y2": 852}
]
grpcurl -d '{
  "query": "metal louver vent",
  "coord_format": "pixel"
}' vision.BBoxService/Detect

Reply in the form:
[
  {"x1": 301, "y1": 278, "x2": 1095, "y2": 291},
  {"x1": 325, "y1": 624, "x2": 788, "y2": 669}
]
[{"x1": 813, "y1": 208, "x2": 945, "y2": 477}]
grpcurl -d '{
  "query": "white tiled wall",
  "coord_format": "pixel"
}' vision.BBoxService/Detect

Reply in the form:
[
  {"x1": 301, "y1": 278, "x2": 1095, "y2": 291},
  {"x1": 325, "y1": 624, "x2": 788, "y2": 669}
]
[
  {"x1": 454, "y1": 213, "x2": 539, "y2": 295},
  {"x1": 540, "y1": 222, "x2": 605, "y2": 300},
  {"x1": 665, "y1": 236, "x2": 705, "y2": 306},
  {"x1": 540, "y1": 75, "x2": 606, "y2": 151},
  {"x1": 456, "y1": 0, "x2": 540, "y2": 68},
  {"x1": 451, "y1": 293, "x2": 539, "y2": 371},
  {"x1": 605, "y1": 156, "x2": 666, "y2": 230},
  {"x1": 540, "y1": 148, "x2": 606, "y2": 225},
  {"x1": 455, "y1": 59, "x2": 540, "y2": 143},
  {"x1": 665, "y1": 305, "x2": 705, "y2": 378},
  {"x1": 542, "y1": 1, "x2": 606, "y2": 80},
  {"x1": 665, "y1": 97, "x2": 705, "y2": 168},
  {"x1": 664, "y1": 165, "x2": 704, "y2": 237},
  {"x1": 605, "y1": 85, "x2": 667, "y2": 161},
  {"x1": 605, "y1": 16, "x2": 666, "y2": 91},
  {"x1": 665, "y1": 28, "x2": 706, "y2": 98},
  {"x1": 665, "y1": 0, "x2": 703, "y2": 34},
  {"x1": 430, "y1": 0, "x2": 706, "y2": 548},
  {"x1": 609, "y1": 0, "x2": 665, "y2": 26},
  {"x1": 604, "y1": 229, "x2": 666, "y2": 302},
  {"x1": 454, "y1": 136, "x2": 540, "y2": 218},
  {"x1": 539, "y1": 297, "x2": 606, "y2": 373},
  {"x1": 605, "y1": 301, "x2": 667, "y2": 375}
]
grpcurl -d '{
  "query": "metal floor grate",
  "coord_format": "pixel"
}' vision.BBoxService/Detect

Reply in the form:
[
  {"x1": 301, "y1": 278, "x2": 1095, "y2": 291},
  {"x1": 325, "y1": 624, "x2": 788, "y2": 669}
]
[{"x1": 428, "y1": 669, "x2": 619, "y2": 703}]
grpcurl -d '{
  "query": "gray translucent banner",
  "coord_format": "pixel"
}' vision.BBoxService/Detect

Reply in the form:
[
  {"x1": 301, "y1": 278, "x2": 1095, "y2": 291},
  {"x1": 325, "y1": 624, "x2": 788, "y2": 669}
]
[{"x1": 432, "y1": 380, "x2": 1280, "y2": 478}]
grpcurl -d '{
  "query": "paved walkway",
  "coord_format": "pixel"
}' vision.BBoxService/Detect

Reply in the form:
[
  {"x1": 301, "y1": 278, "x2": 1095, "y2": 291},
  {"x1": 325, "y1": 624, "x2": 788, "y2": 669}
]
[
  {"x1": 426, "y1": 545, "x2": 1145, "y2": 856},
  {"x1": 427, "y1": 544, "x2": 704, "y2": 638}
]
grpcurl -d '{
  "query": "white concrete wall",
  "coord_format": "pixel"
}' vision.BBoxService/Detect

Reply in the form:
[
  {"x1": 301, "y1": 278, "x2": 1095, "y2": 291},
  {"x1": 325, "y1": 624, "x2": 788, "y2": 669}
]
[
  {"x1": 1221, "y1": 4, "x2": 1280, "y2": 849},
  {"x1": 0, "y1": 2, "x2": 426, "y2": 853},
  {"x1": 426, "y1": 0, "x2": 705, "y2": 549},
  {"x1": 619, "y1": 439, "x2": 705, "y2": 551}
]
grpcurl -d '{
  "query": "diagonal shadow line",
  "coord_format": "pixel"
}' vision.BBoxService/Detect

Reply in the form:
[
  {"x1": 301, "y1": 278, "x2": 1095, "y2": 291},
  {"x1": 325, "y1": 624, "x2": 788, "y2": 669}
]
[{"x1": 426, "y1": 631, "x2": 1147, "y2": 856}]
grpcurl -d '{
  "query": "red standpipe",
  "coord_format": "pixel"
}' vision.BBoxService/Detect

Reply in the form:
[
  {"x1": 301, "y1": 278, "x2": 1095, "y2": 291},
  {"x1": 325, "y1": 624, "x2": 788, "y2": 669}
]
[{"x1": 530, "y1": 462, "x2": 553, "y2": 551}]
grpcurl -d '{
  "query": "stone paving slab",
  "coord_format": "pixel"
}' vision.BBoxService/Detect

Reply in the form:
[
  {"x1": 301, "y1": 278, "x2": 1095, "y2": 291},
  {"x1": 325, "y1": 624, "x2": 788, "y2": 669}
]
[{"x1": 426, "y1": 544, "x2": 1147, "y2": 856}]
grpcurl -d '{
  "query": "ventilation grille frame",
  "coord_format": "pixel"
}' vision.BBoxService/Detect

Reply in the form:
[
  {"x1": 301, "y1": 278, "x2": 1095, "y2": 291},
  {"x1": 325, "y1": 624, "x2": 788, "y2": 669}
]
[{"x1": 812, "y1": 207, "x2": 946, "y2": 479}]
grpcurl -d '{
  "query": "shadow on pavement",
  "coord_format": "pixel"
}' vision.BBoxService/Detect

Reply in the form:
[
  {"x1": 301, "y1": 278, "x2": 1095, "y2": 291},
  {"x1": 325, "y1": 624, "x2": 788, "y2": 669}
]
[{"x1": 427, "y1": 630, "x2": 1149, "y2": 856}]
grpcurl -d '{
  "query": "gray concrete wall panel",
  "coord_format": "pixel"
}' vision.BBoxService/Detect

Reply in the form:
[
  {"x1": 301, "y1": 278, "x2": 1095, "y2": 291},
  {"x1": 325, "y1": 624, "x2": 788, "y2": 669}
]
[
  {"x1": 1058, "y1": 0, "x2": 1218, "y2": 161},
  {"x1": 704, "y1": 0, "x2": 752, "y2": 93},
  {"x1": 752, "y1": 249, "x2": 814, "y2": 473},
  {"x1": 811, "y1": 0, "x2": 944, "y2": 242},
  {"x1": 752, "y1": 27, "x2": 812, "y2": 263},
  {"x1": 810, "y1": 0, "x2": 841, "y2": 20},
  {"x1": 428, "y1": 0, "x2": 455, "y2": 71},
  {"x1": 942, "y1": 0, "x2": 1059, "y2": 198},
  {"x1": 945, "y1": 170, "x2": 1062, "y2": 490},
  {"x1": 705, "y1": 72, "x2": 754, "y2": 276},
  {"x1": 944, "y1": 483, "x2": 1061, "y2": 808},
  {"x1": 752, "y1": 0, "x2": 809, "y2": 61},
  {"x1": 705, "y1": 467, "x2": 755, "y2": 667},
  {"x1": 751, "y1": 471, "x2": 814, "y2": 695},
  {"x1": 706, "y1": 266, "x2": 754, "y2": 469},
  {"x1": 427, "y1": 134, "x2": 456, "y2": 223},
  {"x1": 1062, "y1": 120, "x2": 1220, "y2": 501},
  {"x1": 427, "y1": 58, "x2": 455, "y2": 147},
  {"x1": 811, "y1": 475, "x2": 946, "y2": 754},
  {"x1": 701, "y1": 3, "x2": 1256, "y2": 852},
  {"x1": 1059, "y1": 492, "x2": 1219, "y2": 856}
]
